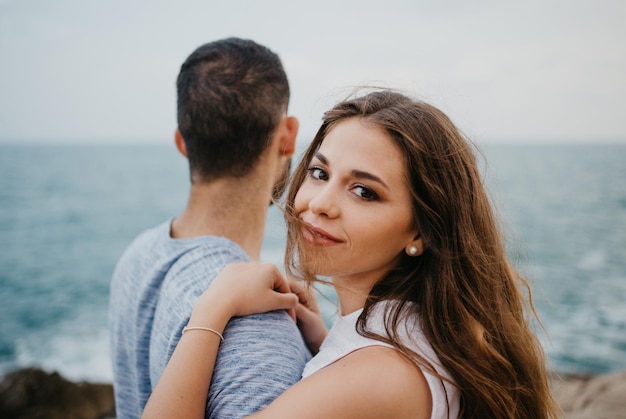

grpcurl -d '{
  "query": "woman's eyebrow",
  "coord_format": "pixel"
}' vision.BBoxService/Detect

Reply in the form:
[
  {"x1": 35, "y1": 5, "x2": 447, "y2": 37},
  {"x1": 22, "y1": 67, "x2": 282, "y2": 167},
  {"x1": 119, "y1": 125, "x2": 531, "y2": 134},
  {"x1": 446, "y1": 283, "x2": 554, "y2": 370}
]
[
  {"x1": 313, "y1": 152, "x2": 390, "y2": 190},
  {"x1": 313, "y1": 152, "x2": 328, "y2": 165},
  {"x1": 351, "y1": 170, "x2": 390, "y2": 190}
]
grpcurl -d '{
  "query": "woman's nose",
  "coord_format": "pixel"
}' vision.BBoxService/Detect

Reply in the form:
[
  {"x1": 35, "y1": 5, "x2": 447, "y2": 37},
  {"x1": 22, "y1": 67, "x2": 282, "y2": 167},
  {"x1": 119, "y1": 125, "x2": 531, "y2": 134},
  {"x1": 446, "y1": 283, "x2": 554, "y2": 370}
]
[{"x1": 308, "y1": 185, "x2": 340, "y2": 219}]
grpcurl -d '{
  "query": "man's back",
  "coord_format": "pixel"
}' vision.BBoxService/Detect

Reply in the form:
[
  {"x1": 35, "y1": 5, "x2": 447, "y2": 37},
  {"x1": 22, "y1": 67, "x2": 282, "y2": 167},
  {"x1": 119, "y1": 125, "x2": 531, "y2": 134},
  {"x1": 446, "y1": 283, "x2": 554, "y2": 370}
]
[
  {"x1": 110, "y1": 37, "x2": 304, "y2": 418},
  {"x1": 109, "y1": 220, "x2": 310, "y2": 418}
]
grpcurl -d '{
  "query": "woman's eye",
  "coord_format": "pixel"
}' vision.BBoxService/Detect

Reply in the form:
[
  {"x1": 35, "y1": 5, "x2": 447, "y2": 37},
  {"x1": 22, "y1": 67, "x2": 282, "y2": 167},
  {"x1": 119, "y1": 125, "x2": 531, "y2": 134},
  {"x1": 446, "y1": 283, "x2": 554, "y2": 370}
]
[
  {"x1": 352, "y1": 185, "x2": 378, "y2": 201},
  {"x1": 307, "y1": 167, "x2": 328, "y2": 181}
]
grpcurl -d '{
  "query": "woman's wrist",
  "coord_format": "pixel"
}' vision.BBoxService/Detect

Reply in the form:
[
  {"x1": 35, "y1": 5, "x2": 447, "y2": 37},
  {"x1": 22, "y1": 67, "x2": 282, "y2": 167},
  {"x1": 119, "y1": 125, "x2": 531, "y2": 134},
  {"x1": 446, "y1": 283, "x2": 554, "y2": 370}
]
[{"x1": 188, "y1": 289, "x2": 235, "y2": 334}]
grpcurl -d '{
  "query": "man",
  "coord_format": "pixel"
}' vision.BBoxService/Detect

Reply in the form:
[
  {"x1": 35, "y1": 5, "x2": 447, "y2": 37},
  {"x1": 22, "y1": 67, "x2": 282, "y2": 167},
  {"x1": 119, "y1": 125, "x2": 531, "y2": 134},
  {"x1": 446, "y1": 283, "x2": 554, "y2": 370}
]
[{"x1": 109, "y1": 38, "x2": 310, "y2": 418}]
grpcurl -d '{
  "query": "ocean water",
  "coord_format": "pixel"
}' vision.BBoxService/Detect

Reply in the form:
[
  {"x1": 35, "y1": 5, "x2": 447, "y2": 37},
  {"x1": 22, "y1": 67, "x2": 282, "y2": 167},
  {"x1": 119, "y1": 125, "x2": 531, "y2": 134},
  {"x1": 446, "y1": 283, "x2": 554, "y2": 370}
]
[{"x1": 0, "y1": 143, "x2": 624, "y2": 383}]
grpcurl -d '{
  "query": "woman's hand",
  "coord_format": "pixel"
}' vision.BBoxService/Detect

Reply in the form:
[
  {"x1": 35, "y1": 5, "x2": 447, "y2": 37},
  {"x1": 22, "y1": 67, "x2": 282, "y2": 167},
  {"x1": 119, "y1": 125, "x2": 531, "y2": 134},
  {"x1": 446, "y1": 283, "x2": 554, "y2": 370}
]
[
  {"x1": 144, "y1": 262, "x2": 299, "y2": 419},
  {"x1": 289, "y1": 281, "x2": 328, "y2": 355},
  {"x1": 189, "y1": 262, "x2": 299, "y2": 327}
]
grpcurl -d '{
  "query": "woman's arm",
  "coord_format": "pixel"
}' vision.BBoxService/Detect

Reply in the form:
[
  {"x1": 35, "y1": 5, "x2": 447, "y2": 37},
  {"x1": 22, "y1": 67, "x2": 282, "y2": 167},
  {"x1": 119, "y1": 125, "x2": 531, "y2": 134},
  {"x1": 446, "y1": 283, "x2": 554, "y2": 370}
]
[
  {"x1": 249, "y1": 345, "x2": 432, "y2": 419},
  {"x1": 142, "y1": 262, "x2": 299, "y2": 419}
]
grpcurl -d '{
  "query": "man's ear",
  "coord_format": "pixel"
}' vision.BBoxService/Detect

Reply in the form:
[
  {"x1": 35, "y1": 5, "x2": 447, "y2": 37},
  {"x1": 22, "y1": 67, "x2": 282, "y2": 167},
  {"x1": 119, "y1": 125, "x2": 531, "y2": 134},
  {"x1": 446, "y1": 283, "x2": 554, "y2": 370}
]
[
  {"x1": 174, "y1": 129, "x2": 188, "y2": 158},
  {"x1": 279, "y1": 116, "x2": 299, "y2": 157}
]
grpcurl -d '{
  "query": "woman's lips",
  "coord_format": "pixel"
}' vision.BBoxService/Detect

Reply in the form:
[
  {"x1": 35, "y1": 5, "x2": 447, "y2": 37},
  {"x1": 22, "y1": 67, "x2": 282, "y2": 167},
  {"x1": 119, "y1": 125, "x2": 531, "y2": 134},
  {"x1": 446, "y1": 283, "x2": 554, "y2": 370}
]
[{"x1": 302, "y1": 224, "x2": 343, "y2": 246}]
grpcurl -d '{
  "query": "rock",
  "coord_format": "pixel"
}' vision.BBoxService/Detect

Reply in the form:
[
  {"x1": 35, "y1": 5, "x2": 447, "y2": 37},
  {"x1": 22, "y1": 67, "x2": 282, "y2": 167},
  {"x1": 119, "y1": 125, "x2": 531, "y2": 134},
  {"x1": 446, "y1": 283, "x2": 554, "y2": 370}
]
[
  {"x1": 2, "y1": 367, "x2": 625, "y2": 418},
  {"x1": 0, "y1": 367, "x2": 115, "y2": 419},
  {"x1": 550, "y1": 371, "x2": 626, "y2": 419}
]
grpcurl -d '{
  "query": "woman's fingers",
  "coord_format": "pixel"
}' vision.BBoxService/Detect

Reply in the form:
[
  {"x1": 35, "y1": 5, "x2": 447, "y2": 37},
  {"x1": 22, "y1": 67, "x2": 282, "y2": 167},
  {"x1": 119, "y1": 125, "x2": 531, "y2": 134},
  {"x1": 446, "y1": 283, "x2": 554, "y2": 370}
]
[
  {"x1": 289, "y1": 280, "x2": 320, "y2": 313},
  {"x1": 269, "y1": 290, "x2": 299, "y2": 310},
  {"x1": 268, "y1": 265, "x2": 292, "y2": 295},
  {"x1": 294, "y1": 302, "x2": 327, "y2": 355},
  {"x1": 207, "y1": 262, "x2": 298, "y2": 317}
]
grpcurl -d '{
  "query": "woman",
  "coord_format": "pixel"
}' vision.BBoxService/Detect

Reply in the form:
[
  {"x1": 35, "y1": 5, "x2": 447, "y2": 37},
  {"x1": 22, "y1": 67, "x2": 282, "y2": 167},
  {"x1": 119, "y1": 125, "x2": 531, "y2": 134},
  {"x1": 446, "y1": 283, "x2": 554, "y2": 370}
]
[{"x1": 143, "y1": 90, "x2": 561, "y2": 418}]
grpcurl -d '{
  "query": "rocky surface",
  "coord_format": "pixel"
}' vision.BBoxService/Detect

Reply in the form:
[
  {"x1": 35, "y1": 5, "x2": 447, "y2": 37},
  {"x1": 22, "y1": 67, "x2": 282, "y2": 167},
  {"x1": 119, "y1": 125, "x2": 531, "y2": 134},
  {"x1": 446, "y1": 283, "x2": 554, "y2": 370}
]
[
  {"x1": 550, "y1": 371, "x2": 626, "y2": 419},
  {"x1": 1, "y1": 367, "x2": 625, "y2": 418},
  {"x1": 0, "y1": 368, "x2": 114, "y2": 419}
]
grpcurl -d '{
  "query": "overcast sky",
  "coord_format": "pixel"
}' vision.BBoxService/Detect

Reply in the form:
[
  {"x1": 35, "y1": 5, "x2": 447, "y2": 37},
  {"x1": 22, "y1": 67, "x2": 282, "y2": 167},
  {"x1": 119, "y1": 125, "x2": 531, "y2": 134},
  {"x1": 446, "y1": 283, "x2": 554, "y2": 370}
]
[{"x1": 1, "y1": 0, "x2": 624, "y2": 145}]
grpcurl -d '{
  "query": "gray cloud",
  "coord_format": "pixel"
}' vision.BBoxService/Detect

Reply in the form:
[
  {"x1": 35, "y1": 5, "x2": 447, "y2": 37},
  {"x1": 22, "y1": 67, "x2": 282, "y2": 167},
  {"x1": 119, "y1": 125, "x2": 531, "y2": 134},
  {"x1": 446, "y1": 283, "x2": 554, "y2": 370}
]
[{"x1": 0, "y1": 0, "x2": 624, "y2": 143}]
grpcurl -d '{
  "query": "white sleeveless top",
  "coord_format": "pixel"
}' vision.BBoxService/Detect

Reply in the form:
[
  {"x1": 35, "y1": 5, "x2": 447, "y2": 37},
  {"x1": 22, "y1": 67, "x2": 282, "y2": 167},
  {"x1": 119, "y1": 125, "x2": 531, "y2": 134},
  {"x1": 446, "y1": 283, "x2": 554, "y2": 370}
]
[{"x1": 302, "y1": 301, "x2": 460, "y2": 419}]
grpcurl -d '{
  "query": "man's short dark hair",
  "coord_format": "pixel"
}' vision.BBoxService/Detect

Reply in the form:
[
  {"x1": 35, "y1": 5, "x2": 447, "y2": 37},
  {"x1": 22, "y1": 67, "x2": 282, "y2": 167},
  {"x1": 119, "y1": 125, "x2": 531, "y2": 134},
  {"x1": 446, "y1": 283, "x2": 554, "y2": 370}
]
[{"x1": 177, "y1": 37, "x2": 290, "y2": 181}]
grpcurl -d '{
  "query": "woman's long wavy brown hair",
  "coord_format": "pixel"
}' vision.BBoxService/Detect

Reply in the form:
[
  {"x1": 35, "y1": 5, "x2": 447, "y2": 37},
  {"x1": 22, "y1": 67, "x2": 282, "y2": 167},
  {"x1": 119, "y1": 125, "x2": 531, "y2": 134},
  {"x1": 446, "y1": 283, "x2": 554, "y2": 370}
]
[{"x1": 284, "y1": 90, "x2": 561, "y2": 418}]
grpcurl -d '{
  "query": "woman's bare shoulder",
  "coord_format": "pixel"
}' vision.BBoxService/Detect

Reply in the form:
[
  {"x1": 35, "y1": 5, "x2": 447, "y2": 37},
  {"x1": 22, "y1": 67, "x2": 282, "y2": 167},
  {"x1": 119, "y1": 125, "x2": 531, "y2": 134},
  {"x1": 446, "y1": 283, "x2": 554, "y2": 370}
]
[{"x1": 252, "y1": 345, "x2": 431, "y2": 419}]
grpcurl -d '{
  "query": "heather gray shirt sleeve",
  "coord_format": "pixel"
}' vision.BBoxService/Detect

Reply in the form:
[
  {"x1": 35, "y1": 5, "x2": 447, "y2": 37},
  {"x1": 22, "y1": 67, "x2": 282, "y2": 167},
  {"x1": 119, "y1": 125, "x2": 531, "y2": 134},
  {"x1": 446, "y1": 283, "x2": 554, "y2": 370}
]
[{"x1": 149, "y1": 245, "x2": 311, "y2": 419}]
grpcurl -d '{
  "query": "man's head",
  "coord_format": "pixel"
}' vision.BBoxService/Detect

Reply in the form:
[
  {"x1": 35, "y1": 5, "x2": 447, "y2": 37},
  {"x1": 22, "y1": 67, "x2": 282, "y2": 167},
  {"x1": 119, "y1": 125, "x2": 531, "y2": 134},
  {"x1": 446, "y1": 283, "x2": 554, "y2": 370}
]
[{"x1": 176, "y1": 38, "x2": 291, "y2": 183}]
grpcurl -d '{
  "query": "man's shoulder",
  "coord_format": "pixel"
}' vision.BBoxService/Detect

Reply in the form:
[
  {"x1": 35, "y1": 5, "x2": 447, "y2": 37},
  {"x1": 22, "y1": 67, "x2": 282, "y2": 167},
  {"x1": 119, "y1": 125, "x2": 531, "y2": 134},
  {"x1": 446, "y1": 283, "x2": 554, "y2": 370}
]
[
  {"x1": 165, "y1": 239, "x2": 248, "y2": 277},
  {"x1": 110, "y1": 220, "x2": 248, "y2": 307},
  {"x1": 116, "y1": 219, "x2": 247, "y2": 271},
  {"x1": 150, "y1": 235, "x2": 250, "y2": 316},
  {"x1": 115, "y1": 219, "x2": 173, "y2": 261}
]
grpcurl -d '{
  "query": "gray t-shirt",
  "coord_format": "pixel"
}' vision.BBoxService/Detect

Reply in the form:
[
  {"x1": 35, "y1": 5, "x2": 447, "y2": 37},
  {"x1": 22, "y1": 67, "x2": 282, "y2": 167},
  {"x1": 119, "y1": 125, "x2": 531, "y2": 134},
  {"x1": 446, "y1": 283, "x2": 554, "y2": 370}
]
[{"x1": 109, "y1": 219, "x2": 311, "y2": 418}]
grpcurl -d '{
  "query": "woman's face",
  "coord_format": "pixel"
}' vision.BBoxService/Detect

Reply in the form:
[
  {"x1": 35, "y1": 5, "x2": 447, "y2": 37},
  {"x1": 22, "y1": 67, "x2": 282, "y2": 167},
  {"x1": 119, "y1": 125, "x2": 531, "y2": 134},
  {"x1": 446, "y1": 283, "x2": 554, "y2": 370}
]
[{"x1": 294, "y1": 117, "x2": 418, "y2": 291}]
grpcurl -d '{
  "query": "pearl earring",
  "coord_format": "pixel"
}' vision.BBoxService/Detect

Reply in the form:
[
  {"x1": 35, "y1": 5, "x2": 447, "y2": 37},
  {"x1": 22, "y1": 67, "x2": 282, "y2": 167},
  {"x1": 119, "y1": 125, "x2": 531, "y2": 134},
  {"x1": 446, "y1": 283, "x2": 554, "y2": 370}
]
[{"x1": 408, "y1": 245, "x2": 418, "y2": 256}]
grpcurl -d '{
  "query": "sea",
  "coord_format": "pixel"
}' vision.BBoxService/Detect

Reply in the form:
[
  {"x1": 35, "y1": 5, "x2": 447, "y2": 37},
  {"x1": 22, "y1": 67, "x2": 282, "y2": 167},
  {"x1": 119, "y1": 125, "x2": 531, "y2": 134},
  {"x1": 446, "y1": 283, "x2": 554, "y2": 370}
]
[{"x1": 0, "y1": 142, "x2": 625, "y2": 383}]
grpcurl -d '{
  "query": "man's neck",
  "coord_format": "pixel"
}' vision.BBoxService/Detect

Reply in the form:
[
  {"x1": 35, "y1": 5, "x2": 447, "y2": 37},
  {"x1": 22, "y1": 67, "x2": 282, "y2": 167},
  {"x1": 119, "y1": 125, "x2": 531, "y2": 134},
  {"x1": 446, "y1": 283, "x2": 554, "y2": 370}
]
[{"x1": 171, "y1": 177, "x2": 272, "y2": 260}]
